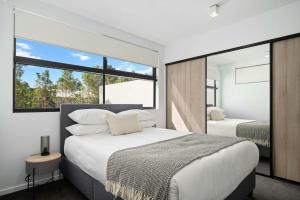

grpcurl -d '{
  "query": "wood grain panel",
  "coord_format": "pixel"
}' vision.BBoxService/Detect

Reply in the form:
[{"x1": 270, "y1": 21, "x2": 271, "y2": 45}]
[
  {"x1": 166, "y1": 65, "x2": 174, "y2": 129},
  {"x1": 166, "y1": 58, "x2": 206, "y2": 133},
  {"x1": 190, "y1": 59, "x2": 206, "y2": 133},
  {"x1": 273, "y1": 37, "x2": 300, "y2": 182}
]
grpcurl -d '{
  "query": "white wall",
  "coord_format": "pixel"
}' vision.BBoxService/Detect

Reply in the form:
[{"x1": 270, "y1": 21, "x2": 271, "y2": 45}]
[
  {"x1": 165, "y1": 1, "x2": 300, "y2": 63},
  {"x1": 105, "y1": 79, "x2": 158, "y2": 108},
  {"x1": 220, "y1": 63, "x2": 270, "y2": 120},
  {"x1": 0, "y1": 0, "x2": 165, "y2": 195},
  {"x1": 207, "y1": 63, "x2": 221, "y2": 81}
]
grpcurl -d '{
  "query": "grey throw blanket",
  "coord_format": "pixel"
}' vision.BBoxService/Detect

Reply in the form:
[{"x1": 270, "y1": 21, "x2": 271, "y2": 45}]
[
  {"x1": 106, "y1": 134, "x2": 245, "y2": 200},
  {"x1": 236, "y1": 121, "x2": 270, "y2": 147}
]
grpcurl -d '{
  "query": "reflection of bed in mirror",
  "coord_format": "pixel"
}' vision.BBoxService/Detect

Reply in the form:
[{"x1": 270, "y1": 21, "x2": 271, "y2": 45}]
[
  {"x1": 205, "y1": 43, "x2": 272, "y2": 176},
  {"x1": 207, "y1": 118, "x2": 270, "y2": 158}
]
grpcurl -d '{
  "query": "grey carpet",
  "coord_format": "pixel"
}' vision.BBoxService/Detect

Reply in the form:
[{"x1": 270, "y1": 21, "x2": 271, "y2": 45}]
[
  {"x1": 249, "y1": 175, "x2": 300, "y2": 200},
  {"x1": 0, "y1": 175, "x2": 299, "y2": 200},
  {"x1": 0, "y1": 180, "x2": 85, "y2": 200}
]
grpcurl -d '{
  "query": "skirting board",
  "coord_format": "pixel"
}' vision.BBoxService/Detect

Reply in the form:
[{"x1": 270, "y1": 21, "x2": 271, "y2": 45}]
[{"x1": 0, "y1": 174, "x2": 62, "y2": 196}]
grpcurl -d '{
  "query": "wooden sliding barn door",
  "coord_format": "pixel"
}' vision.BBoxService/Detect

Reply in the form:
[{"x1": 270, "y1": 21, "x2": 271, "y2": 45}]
[
  {"x1": 166, "y1": 58, "x2": 206, "y2": 133},
  {"x1": 272, "y1": 36, "x2": 300, "y2": 182}
]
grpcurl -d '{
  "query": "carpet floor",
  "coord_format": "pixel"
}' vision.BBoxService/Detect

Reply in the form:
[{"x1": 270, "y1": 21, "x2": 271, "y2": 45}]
[{"x1": 0, "y1": 175, "x2": 299, "y2": 200}]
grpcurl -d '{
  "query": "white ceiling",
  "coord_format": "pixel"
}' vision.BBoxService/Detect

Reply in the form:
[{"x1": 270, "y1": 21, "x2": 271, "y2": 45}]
[
  {"x1": 38, "y1": 0, "x2": 298, "y2": 45},
  {"x1": 207, "y1": 44, "x2": 270, "y2": 66}
]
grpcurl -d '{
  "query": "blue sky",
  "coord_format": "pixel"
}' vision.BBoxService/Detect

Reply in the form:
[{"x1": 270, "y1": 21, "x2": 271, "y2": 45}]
[{"x1": 16, "y1": 38, "x2": 152, "y2": 87}]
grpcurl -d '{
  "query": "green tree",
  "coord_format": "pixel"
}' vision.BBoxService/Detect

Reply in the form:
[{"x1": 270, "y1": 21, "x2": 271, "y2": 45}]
[
  {"x1": 105, "y1": 65, "x2": 134, "y2": 84},
  {"x1": 15, "y1": 64, "x2": 34, "y2": 108},
  {"x1": 15, "y1": 64, "x2": 24, "y2": 80},
  {"x1": 57, "y1": 70, "x2": 81, "y2": 103},
  {"x1": 82, "y1": 65, "x2": 102, "y2": 103},
  {"x1": 33, "y1": 70, "x2": 56, "y2": 108}
]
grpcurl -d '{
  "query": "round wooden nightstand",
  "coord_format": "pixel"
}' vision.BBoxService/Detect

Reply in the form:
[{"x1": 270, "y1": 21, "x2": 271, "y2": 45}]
[{"x1": 25, "y1": 152, "x2": 61, "y2": 199}]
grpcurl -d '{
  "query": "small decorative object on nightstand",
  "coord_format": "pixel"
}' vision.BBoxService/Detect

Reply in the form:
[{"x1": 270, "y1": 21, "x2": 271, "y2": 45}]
[
  {"x1": 25, "y1": 152, "x2": 61, "y2": 199},
  {"x1": 40, "y1": 136, "x2": 50, "y2": 156}
]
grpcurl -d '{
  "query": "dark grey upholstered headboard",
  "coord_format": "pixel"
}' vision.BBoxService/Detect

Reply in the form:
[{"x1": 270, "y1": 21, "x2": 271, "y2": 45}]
[{"x1": 60, "y1": 104, "x2": 143, "y2": 155}]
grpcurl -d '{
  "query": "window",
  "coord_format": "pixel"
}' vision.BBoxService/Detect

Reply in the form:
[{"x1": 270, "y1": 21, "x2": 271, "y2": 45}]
[
  {"x1": 14, "y1": 38, "x2": 156, "y2": 112},
  {"x1": 235, "y1": 64, "x2": 270, "y2": 84},
  {"x1": 16, "y1": 38, "x2": 103, "y2": 68},
  {"x1": 206, "y1": 79, "x2": 219, "y2": 107},
  {"x1": 15, "y1": 64, "x2": 102, "y2": 110},
  {"x1": 107, "y1": 57, "x2": 153, "y2": 75},
  {"x1": 103, "y1": 57, "x2": 156, "y2": 108}
]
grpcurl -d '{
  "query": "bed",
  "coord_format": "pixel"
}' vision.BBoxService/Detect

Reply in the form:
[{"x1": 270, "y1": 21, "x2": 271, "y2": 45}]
[
  {"x1": 60, "y1": 104, "x2": 259, "y2": 200},
  {"x1": 207, "y1": 118, "x2": 254, "y2": 137},
  {"x1": 207, "y1": 118, "x2": 270, "y2": 158}
]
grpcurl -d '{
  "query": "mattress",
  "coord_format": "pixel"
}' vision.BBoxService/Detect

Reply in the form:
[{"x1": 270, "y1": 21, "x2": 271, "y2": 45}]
[
  {"x1": 207, "y1": 118, "x2": 254, "y2": 137},
  {"x1": 64, "y1": 128, "x2": 259, "y2": 200},
  {"x1": 236, "y1": 120, "x2": 270, "y2": 147}
]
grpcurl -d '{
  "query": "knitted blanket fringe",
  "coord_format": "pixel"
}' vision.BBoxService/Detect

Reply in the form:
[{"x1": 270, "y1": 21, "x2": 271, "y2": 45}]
[
  {"x1": 106, "y1": 180, "x2": 153, "y2": 200},
  {"x1": 247, "y1": 138, "x2": 270, "y2": 147}
]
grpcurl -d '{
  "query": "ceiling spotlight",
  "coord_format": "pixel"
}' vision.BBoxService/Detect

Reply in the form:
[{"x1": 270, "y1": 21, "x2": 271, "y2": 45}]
[{"x1": 209, "y1": 4, "x2": 219, "y2": 18}]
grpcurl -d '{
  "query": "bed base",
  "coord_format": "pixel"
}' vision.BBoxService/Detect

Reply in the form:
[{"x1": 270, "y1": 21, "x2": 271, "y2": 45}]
[{"x1": 62, "y1": 156, "x2": 255, "y2": 200}]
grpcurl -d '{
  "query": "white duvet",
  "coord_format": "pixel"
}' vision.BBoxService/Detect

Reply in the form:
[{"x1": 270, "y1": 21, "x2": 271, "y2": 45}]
[
  {"x1": 64, "y1": 128, "x2": 259, "y2": 200},
  {"x1": 207, "y1": 118, "x2": 255, "y2": 137}
]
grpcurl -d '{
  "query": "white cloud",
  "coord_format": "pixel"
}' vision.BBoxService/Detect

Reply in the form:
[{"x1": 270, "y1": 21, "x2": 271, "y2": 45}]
[
  {"x1": 136, "y1": 68, "x2": 152, "y2": 75},
  {"x1": 72, "y1": 53, "x2": 90, "y2": 61},
  {"x1": 16, "y1": 48, "x2": 41, "y2": 59},
  {"x1": 125, "y1": 67, "x2": 134, "y2": 72},
  {"x1": 118, "y1": 61, "x2": 152, "y2": 75},
  {"x1": 118, "y1": 62, "x2": 135, "y2": 71},
  {"x1": 16, "y1": 42, "x2": 31, "y2": 50}
]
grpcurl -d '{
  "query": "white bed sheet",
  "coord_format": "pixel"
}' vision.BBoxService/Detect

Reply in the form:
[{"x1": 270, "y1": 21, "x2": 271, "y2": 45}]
[
  {"x1": 207, "y1": 118, "x2": 254, "y2": 137},
  {"x1": 64, "y1": 128, "x2": 259, "y2": 200}
]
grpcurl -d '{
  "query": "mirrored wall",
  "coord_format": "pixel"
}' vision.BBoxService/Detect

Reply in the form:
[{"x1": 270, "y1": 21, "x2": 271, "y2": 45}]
[{"x1": 206, "y1": 44, "x2": 271, "y2": 176}]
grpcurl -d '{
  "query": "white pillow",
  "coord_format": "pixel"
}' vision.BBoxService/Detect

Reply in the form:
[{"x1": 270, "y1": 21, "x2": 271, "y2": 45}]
[
  {"x1": 207, "y1": 107, "x2": 224, "y2": 119},
  {"x1": 207, "y1": 114, "x2": 211, "y2": 120},
  {"x1": 66, "y1": 124, "x2": 109, "y2": 136},
  {"x1": 139, "y1": 120, "x2": 156, "y2": 128},
  {"x1": 210, "y1": 110, "x2": 225, "y2": 121},
  {"x1": 207, "y1": 107, "x2": 224, "y2": 114},
  {"x1": 118, "y1": 109, "x2": 154, "y2": 121},
  {"x1": 68, "y1": 109, "x2": 113, "y2": 125},
  {"x1": 106, "y1": 113, "x2": 141, "y2": 136}
]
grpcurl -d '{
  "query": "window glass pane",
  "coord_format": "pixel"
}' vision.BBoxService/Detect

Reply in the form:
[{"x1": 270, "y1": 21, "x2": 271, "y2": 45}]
[
  {"x1": 207, "y1": 79, "x2": 215, "y2": 86},
  {"x1": 107, "y1": 57, "x2": 153, "y2": 75},
  {"x1": 103, "y1": 75, "x2": 154, "y2": 107},
  {"x1": 15, "y1": 64, "x2": 102, "y2": 109},
  {"x1": 207, "y1": 88, "x2": 215, "y2": 106},
  {"x1": 16, "y1": 38, "x2": 103, "y2": 68}
]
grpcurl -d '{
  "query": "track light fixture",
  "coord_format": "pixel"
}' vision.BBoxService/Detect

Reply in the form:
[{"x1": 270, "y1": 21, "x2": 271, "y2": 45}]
[{"x1": 209, "y1": 4, "x2": 219, "y2": 18}]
